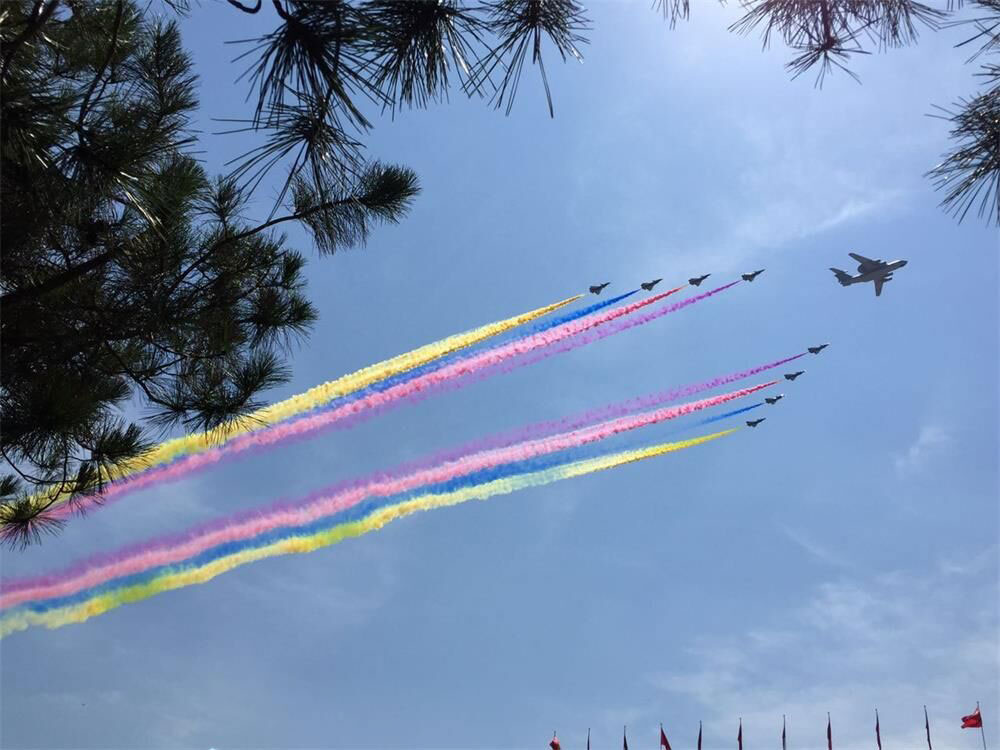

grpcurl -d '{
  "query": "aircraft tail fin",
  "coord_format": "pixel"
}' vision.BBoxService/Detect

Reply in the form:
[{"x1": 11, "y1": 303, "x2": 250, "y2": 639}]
[{"x1": 830, "y1": 268, "x2": 852, "y2": 286}]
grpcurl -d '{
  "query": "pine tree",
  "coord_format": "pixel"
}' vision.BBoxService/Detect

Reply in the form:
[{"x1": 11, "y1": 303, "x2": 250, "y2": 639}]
[
  {"x1": 0, "y1": 0, "x2": 418, "y2": 546},
  {"x1": 927, "y1": 1, "x2": 1000, "y2": 225}
]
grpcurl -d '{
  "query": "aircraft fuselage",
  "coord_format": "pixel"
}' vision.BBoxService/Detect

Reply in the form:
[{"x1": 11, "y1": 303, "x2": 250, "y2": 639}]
[{"x1": 842, "y1": 259, "x2": 907, "y2": 285}]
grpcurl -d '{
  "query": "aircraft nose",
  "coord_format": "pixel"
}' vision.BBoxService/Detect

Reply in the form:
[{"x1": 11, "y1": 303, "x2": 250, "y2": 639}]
[{"x1": 898, "y1": 260, "x2": 908, "y2": 267}]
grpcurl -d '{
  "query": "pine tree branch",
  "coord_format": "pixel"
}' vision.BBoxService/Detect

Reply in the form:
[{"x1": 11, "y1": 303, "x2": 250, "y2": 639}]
[
  {"x1": 0, "y1": 0, "x2": 61, "y2": 81},
  {"x1": 226, "y1": 0, "x2": 262, "y2": 12},
  {"x1": 163, "y1": 194, "x2": 367, "y2": 299},
  {"x1": 76, "y1": 1, "x2": 126, "y2": 133},
  {"x1": 271, "y1": 0, "x2": 291, "y2": 21},
  {"x1": 100, "y1": 341, "x2": 176, "y2": 410},
  {"x1": 1, "y1": 246, "x2": 120, "y2": 308}
]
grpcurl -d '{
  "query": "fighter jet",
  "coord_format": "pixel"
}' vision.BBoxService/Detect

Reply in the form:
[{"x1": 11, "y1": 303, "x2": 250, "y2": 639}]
[
  {"x1": 746, "y1": 418, "x2": 766, "y2": 427},
  {"x1": 765, "y1": 394, "x2": 784, "y2": 405},
  {"x1": 830, "y1": 252, "x2": 907, "y2": 296},
  {"x1": 589, "y1": 282, "x2": 610, "y2": 295},
  {"x1": 688, "y1": 274, "x2": 711, "y2": 286},
  {"x1": 742, "y1": 269, "x2": 765, "y2": 282},
  {"x1": 784, "y1": 371, "x2": 805, "y2": 381},
  {"x1": 808, "y1": 343, "x2": 829, "y2": 354},
  {"x1": 640, "y1": 278, "x2": 662, "y2": 291}
]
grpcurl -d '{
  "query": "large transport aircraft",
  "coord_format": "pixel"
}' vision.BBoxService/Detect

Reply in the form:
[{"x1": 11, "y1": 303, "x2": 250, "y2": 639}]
[{"x1": 830, "y1": 253, "x2": 908, "y2": 297}]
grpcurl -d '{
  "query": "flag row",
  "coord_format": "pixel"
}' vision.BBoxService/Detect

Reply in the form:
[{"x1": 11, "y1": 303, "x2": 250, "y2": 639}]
[{"x1": 548, "y1": 704, "x2": 986, "y2": 749}]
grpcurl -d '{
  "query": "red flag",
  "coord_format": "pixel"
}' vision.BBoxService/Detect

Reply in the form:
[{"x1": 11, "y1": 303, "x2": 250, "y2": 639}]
[
  {"x1": 660, "y1": 725, "x2": 672, "y2": 750},
  {"x1": 962, "y1": 708, "x2": 983, "y2": 729},
  {"x1": 876, "y1": 709, "x2": 882, "y2": 750},
  {"x1": 925, "y1": 706, "x2": 933, "y2": 750},
  {"x1": 697, "y1": 721, "x2": 702, "y2": 750},
  {"x1": 738, "y1": 719, "x2": 743, "y2": 750},
  {"x1": 827, "y1": 714, "x2": 832, "y2": 750},
  {"x1": 549, "y1": 733, "x2": 561, "y2": 750}
]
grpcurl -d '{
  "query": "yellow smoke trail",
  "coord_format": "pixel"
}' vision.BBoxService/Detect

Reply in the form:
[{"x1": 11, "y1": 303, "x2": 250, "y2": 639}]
[
  {"x1": 1, "y1": 428, "x2": 736, "y2": 636},
  {"x1": 34, "y1": 294, "x2": 582, "y2": 511}
]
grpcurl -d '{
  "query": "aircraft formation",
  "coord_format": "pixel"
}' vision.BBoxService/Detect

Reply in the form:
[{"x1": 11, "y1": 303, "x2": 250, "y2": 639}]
[
  {"x1": 582, "y1": 267, "x2": 836, "y2": 432},
  {"x1": 593, "y1": 251, "x2": 909, "y2": 301},
  {"x1": 585, "y1": 253, "x2": 911, "y2": 451}
]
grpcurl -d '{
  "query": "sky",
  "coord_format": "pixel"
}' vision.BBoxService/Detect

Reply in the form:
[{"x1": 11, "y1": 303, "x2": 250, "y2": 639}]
[{"x1": 1, "y1": 2, "x2": 998, "y2": 749}]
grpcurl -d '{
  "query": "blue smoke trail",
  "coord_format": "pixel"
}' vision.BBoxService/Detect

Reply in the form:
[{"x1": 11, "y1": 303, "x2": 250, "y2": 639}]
[{"x1": 303, "y1": 290, "x2": 640, "y2": 417}]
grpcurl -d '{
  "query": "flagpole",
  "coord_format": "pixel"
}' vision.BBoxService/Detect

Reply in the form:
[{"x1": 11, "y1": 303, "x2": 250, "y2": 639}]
[
  {"x1": 925, "y1": 705, "x2": 933, "y2": 750},
  {"x1": 979, "y1": 701, "x2": 987, "y2": 750}
]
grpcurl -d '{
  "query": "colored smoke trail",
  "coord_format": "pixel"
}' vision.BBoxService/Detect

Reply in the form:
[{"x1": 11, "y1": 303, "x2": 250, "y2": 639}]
[
  {"x1": 0, "y1": 428, "x2": 737, "y2": 636},
  {"x1": 407, "y1": 352, "x2": 805, "y2": 468},
  {"x1": 35, "y1": 293, "x2": 583, "y2": 512},
  {"x1": 52, "y1": 283, "x2": 712, "y2": 518},
  {"x1": 325, "y1": 290, "x2": 640, "y2": 408},
  {"x1": 471, "y1": 281, "x2": 748, "y2": 385},
  {"x1": 334, "y1": 282, "x2": 744, "y2": 432},
  {"x1": 358, "y1": 403, "x2": 766, "y2": 496},
  {"x1": 321, "y1": 279, "x2": 748, "y2": 436},
  {"x1": 696, "y1": 402, "x2": 763, "y2": 425},
  {"x1": 514, "y1": 290, "x2": 639, "y2": 336},
  {"x1": 4, "y1": 383, "x2": 772, "y2": 611}
]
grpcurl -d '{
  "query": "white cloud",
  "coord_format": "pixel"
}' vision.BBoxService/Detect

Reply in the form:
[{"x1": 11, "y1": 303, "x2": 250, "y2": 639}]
[
  {"x1": 648, "y1": 559, "x2": 998, "y2": 750},
  {"x1": 694, "y1": 117, "x2": 911, "y2": 273},
  {"x1": 537, "y1": 490, "x2": 583, "y2": 542},
  {"x1": 661, "y1": 187, "x2": 906, "y2": 279},
  {"x1": 227, "y1": 534, "x2": 399, "y2": 629},
  {"x1": 939, "y1": 545, "x2": 998, "y2": 577},
  {"x1": 894, "y1": 425, "x2": 953, "y2": 478},
  {"x1": 782, "y1": 525, "x2": 854, "y2": 569},
  {"x1": 566, "y1": 18, "x2": 922, "y2": 280}
]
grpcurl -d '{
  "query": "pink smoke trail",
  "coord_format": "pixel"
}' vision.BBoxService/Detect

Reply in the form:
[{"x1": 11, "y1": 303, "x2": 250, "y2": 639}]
[
  {"x1": 330, "y1": 281, "x2": 746, "y2": 432},
  {"x1": 5, "y1": 380, "x2": 771, "y2": 609},
  {"x1": 407, "y1": 351, "x2": 809, "y2": 468},
  {"x1": 53, "y1": 282, "x2": 737, "y2": 518},
  {"x1": 261, "y1": 346, "x2": 797, "y2": 489}
]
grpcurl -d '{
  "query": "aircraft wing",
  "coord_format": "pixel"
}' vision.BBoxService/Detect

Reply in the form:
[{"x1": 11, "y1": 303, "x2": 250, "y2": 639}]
[
  {"x1": 849, "y1": 252, "x2": 883, "y2": 272},
  {"x1": 874, "y1": 277, "x2": 885, "y2": 296}
]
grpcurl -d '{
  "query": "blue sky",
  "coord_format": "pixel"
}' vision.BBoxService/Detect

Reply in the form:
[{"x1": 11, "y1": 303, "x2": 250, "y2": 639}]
[{"x1": 2, "y1": 2, "x2": 997, "y2": 748}]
